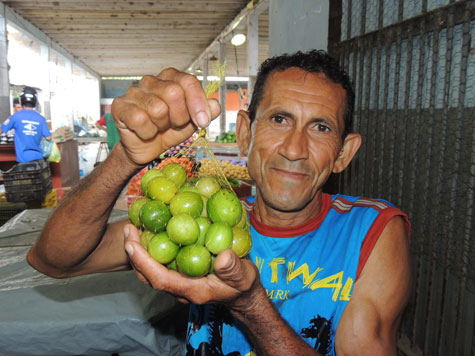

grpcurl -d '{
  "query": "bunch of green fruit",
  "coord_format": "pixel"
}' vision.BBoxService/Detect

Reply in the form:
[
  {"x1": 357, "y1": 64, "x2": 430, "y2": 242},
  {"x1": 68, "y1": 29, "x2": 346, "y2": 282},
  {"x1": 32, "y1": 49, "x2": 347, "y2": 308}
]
[
  {"x1": 128, "y1": 163, "x2": 252, "y2": 278},
  {"x1": 214, "y1": 131, "x2": 236, "y2": 143}
]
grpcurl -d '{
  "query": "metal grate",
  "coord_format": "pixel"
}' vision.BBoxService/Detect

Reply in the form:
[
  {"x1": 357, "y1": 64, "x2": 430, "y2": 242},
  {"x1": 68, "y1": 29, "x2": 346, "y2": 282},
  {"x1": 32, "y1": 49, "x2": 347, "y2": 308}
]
[{"x1": 329, "y1": 1, "x2": 475, "y2": 355}]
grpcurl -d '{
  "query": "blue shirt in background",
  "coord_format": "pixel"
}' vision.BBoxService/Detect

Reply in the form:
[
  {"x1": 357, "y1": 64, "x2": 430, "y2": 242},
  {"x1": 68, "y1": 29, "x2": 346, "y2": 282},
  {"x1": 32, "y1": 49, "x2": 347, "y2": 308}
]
[{"x1": 1, "y1": 109, "x2": 52, "y2": 162}]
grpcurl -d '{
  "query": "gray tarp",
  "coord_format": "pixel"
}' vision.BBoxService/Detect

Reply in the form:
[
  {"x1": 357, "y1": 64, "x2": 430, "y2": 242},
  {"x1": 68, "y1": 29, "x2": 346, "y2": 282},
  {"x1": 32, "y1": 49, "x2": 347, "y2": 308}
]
[{"x1": 0, "y1": 209, "x2": 188, "y2": 356}]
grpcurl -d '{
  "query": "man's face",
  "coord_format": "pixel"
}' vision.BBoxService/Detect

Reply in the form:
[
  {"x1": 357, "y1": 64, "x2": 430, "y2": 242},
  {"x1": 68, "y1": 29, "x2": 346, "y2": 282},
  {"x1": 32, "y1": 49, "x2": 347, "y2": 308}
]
[
  {"x1": 245, "y1": 68, "x2": 349, "y2": 212},
  {"x1": 13, "y1": 104, "x2": 22, "y2": 113}
]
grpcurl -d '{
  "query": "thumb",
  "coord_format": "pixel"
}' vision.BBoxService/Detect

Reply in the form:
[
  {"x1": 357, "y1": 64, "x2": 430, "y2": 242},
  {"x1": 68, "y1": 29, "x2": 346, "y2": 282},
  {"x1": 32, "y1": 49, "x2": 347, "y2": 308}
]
[{"x1": 213, "y1": 250, "x2": 257, "y2": 293}]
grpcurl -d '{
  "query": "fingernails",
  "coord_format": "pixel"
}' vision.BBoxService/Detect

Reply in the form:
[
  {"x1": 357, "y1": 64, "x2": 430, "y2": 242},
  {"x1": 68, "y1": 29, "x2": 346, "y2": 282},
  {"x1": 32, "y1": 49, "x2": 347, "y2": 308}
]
[
  {"x1": 124, "y1": 226, "x2": 130, "y2": 239},
  {"x1": 125, "y1": 243, "x2": 134, "y2": 256},
  {"x1": 196, "y1": 111, "x2": 209, "y2": 128}
]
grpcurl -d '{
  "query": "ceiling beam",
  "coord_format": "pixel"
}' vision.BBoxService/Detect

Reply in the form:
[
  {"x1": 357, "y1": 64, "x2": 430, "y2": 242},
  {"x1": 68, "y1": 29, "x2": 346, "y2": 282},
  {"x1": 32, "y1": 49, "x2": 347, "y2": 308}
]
[{"x1": 187, "y1": 0, "x2": 268, "y2": 72}]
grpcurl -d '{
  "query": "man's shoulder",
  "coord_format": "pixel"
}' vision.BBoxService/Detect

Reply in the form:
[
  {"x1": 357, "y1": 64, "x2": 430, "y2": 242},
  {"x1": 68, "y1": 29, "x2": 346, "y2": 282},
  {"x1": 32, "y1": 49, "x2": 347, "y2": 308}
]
[
  {"x1": 330, "y1": 194, "x2": 397, "y2": 213},
  {"x1": 17, "y1": 110, "x2": 45, "y2": 120}
]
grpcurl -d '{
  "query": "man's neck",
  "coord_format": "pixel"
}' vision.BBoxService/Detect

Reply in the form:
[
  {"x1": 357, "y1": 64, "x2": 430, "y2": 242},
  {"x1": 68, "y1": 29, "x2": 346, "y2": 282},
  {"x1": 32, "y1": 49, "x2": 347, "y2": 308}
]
[
  {"x1": 252, "y1": 191, "x2": 324, "y2": 227},
  {"x1": 23, "y1": 107, "x2": 34, "y2": 110}
]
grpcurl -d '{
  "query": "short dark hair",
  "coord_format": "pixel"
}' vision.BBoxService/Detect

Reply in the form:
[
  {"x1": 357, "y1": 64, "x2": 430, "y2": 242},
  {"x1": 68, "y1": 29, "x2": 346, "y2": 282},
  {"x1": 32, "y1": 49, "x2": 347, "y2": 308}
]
[
  {"x1": 247, "y1": 50, "x2": 355, "y2": 138},
  {"x1": 13, "y1": 98, "x2": 20, "y2": 105}
]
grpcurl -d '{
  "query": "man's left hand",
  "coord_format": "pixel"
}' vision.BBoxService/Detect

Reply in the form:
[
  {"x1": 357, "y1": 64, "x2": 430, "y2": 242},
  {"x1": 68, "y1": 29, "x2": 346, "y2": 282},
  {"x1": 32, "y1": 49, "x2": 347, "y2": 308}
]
[{"x1": 123, "y1": 224, "x2": 260, "y2": 308}]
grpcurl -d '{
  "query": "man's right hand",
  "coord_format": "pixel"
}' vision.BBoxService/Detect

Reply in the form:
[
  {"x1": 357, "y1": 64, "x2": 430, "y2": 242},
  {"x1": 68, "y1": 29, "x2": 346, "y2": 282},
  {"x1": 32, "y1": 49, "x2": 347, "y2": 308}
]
[{"x1": 111, "y1": 68, "x2": 221, "y2": 165}]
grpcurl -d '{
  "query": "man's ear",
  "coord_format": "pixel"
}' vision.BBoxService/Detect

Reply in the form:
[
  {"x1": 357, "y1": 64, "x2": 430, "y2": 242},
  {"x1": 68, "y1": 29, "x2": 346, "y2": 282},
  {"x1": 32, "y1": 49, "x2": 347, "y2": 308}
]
[
  {"x1": 236, "y1": 110, "x2": 252, "y2": 155},
  {"x1": 333, "y1": 133, "x2": 362, "y2": 173}
]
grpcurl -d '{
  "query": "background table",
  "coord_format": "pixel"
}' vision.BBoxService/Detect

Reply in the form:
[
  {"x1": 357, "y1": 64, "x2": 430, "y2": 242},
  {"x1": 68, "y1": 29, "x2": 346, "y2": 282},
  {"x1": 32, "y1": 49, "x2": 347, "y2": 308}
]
[{"x1": 0, "y1": 209, "x2": 188, "y2": 356}]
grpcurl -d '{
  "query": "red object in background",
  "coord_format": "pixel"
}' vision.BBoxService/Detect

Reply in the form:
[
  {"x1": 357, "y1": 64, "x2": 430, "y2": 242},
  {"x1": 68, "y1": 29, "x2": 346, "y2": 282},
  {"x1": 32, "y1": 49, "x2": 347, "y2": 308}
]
[
  {"x1": 126, "y1": 167, "x2": 147, "y2": 196},
  {"x1": 232, "y1": 181, "x2": 252, "y2": 198},
  {"x1": 208, "y1": 89, "x2": 248, "y2": 111},
  {"x1": 157, "y1": 157, "x2": 194, "y2": 177},
  {"x1": 127, "y1": 195, "x2": 143, "y2": 208}
]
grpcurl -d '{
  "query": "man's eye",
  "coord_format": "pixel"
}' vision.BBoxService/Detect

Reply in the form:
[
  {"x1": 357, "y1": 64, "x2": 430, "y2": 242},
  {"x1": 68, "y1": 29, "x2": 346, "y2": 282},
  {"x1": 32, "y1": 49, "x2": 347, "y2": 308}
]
[
  {"x1": 316, "y1": 123, "x2": 331, "y2": 132},
  {"x1": 271, "y1": 115, "x2": 286, "y2": 124}
]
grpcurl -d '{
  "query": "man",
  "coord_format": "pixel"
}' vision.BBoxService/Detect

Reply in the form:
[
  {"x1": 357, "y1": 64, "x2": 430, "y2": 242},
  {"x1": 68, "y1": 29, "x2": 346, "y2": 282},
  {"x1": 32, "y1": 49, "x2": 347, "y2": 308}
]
[
  {"x1": 96, "y1": 111, "x2": 120, "y2": 151},
  {"x1": 12, "y1": 97, "x2": 22, "y2": 114},
  {"x1": 27, "y1": 50, "x2": 411, "y2": 356},
  {"x1": 0, "y1": 87, "x2": 52, "y2": 162}
]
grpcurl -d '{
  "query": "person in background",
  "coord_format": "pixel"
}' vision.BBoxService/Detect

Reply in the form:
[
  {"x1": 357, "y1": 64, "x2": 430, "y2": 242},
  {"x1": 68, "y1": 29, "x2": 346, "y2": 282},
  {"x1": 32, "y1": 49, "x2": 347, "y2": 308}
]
[
  {"x1": 27, "y1": 50, "x2": 411, "y2": 356},
  {"x1": 0, "y1": 87, "x2": 52, "y2": 163},
  {"x1": 12, "y1": 98, "x2": 22, "y2": 114},
  {"x1": 95, "y1": 112, "x2": 120, "y2": 151}
]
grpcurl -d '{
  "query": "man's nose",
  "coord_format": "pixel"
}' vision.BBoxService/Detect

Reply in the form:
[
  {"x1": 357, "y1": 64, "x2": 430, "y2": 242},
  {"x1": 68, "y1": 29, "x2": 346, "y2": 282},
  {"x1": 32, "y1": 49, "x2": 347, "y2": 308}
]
[{"x1": 278, "y1": 129, "x2": 309, "y2": 161}]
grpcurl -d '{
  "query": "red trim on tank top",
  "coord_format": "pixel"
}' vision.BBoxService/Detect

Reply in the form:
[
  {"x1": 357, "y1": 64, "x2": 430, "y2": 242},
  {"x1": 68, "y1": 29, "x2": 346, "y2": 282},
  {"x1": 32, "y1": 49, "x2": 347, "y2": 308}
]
[
  {"x1": 355, "y1": 209, "x2": 411, "y2": 281},
  {"x1": 248, "y1": 193, "x2": 332, "y2": 238}
]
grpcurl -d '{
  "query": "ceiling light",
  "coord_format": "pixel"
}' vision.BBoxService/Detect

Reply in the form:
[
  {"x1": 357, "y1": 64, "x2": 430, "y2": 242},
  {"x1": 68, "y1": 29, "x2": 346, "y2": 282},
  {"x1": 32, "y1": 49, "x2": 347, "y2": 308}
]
[{"x1": 231, "y1": 33, "x2": 246, "y2": 46}]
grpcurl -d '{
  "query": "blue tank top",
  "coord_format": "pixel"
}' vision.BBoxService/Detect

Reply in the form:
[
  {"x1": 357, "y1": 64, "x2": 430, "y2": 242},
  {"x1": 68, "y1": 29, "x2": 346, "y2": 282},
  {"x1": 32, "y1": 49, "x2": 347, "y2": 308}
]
[{"x1": 186, "y1": 193, "x2": 410, "y2": 356}]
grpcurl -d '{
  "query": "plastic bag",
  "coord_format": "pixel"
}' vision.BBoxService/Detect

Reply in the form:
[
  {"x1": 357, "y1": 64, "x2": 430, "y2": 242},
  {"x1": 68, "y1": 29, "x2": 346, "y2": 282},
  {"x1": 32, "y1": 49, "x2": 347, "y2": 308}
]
[
  {"x1": 41, "y1": 138, "x2": 53, "y2": 159},
  {"x1": 47, "y1": 141, "x2": 61, "y2": 163}
]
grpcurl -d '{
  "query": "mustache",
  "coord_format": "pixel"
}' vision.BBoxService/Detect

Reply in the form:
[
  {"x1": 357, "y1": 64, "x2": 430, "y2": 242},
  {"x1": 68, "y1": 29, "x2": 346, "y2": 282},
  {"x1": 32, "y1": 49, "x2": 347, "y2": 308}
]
[{"x1": 267, "y1": 156, "x2": 312, "y2": 175}]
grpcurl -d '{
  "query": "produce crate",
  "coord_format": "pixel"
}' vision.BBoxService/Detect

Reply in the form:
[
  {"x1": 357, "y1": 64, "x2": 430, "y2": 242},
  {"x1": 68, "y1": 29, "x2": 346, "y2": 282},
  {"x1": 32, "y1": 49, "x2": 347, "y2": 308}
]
[{"x1": 3, "y1": 160, "x2": 52, "y2": 203}]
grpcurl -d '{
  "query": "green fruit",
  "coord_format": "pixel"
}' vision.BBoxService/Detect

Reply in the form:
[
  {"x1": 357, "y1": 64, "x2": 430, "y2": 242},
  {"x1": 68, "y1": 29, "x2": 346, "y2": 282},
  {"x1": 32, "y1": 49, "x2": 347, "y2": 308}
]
[
  {"x1": 147, "y1": 176, "x2": 178, "y2": 203},
  {"x1": 231, "y1": 227, "x2": 252, "y2": 258},
  {"x1": 200, "y1": 195, "x2": 208, "y2": 217},
  {"x1": 234, "y1": 201, "x2": 249, "y2": 230},
  {"x1": 176, "y1": 244, "x2": 211, "y2": 277},
  {"x1": 196, "y1": 176, "x2": 221, "y2": 198},
  {"x1": 167, "y1": 259, "x2": 178, "y2": 271},
  {"x1": 195, "y1": 216, "x2": 212, "y2": 245},
  {"x1": 161, "y1": 163, "x2": 187, "y2": 188},
  {"x1": 205, "y1": 222, "x2": 233, "y2": 255},
  {"x1": 170, "y1": 191, "x2": 204, "y2": 218},
  {"x1": 179, "y1": 185, "x2": 199, "y2": 194},
  {"x1": 210, "y1": 255, "x2": 216, "y2": 274},
  {"x1": 139, "y1": 200, "x2": 171, "y2": 233},
  {"x1": 148, "y1": 232, "x2": 179, "y2": 264},
  {"x1": 140, "y1": 229, "x2": 156, "y2": 249},
  {"x1": 128, "y1": 197, "x2": 149, "y2": 227},
  {"x1": 141, "y1": 169, "x2": 163, "y2": 195},
  {"x1": 166, "y1": 214, "x2": 200, "y2": 245},
  {"x1": 207, "y1": 189, "x2": 242, "y2": 226}
]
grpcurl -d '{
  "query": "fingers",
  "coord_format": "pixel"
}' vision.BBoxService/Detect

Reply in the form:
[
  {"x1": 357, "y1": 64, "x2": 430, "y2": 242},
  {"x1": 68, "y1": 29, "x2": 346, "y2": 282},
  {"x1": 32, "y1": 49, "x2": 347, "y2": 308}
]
[
  {"x1": 136, "y1": 75, "x2": 191, "y2": 129},
  {"x1": 123, "y1": 225, "x2": 151, "y2": 285},
  {"x1": 208, "y1": 98, "x2": 222, "y2": 121},
  {"x1": 157, "y1": 68, "x2": 211, "y2": 128},
  {"x1": 214, "y1": 250, "x2": 258, "y2": 293},
  {"x1": 112, "y1": 92, "x2": 163, "y2": 141},
  {"x1": 112, "y1": 69, "x2": 221, "y2": 145}
]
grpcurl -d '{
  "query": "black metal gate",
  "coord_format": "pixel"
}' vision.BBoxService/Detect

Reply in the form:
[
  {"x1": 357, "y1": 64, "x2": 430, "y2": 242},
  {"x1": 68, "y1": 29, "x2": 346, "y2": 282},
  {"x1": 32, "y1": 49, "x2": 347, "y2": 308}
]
[{"x1": 328, "y1": 1, "x2": 475, "y2": 355}]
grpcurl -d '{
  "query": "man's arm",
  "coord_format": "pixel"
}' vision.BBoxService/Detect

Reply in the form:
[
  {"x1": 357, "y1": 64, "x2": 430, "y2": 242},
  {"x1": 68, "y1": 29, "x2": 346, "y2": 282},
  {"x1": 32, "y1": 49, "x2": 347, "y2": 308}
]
[
  {"x1": 27, "y1": 143, "x2": 142, "y2": 277},
  {"x1": 28, "y1": 68, "x2": 220, "y2": 278},
  {"x1": 335, "y1": 216, "x2": 412, "y2": 355}
]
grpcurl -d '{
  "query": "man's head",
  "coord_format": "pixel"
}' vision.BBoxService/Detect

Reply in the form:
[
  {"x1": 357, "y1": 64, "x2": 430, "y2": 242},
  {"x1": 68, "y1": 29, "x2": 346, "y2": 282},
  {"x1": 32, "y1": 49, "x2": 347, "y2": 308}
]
[
  {"x1": 20, "y1": 87, "x2": 38, "y2": 108},
  {"x1": 247, "y1": 50, "x2": 355, "y2": 139},
  {"x1": 12, "y1": 98, "x2": 22, "y2": 113},
  {"x1": 236, "y1": 50, "x2": 361, "y2": 219}
]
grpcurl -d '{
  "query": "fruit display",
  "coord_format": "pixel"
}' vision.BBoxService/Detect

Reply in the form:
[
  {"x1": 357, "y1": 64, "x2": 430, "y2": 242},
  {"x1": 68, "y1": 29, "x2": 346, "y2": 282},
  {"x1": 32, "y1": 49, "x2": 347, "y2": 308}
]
[
  {"x1": 198, "y1": 159, "x2": 251, "y2": 180},
  {"x1": 128, "y1": 162, "x2": 252, "y2": 278},
  {"x1": 157, "y1": 156, "x2": 195, "y2": 177},
  {"x1": 214, "y1": 131, "x2": 236, "y2": 143},
  {"x1": 164, "y1": 137, "x2": 195, "y2": 156}
]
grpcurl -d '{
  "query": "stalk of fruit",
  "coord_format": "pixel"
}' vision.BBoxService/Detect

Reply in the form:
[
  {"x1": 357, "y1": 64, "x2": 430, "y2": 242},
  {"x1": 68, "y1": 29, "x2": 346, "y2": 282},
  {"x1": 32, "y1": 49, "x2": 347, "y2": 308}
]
[{"x1": 128, "y1": 162, "x2": 252, "y2": 278}]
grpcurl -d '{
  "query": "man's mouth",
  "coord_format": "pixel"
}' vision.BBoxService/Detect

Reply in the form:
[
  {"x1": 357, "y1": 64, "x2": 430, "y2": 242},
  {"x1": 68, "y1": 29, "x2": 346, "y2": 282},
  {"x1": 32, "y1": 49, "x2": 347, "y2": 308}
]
[{"x1": 272, "y1": 167, "x2": 309, "y2": 179}]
